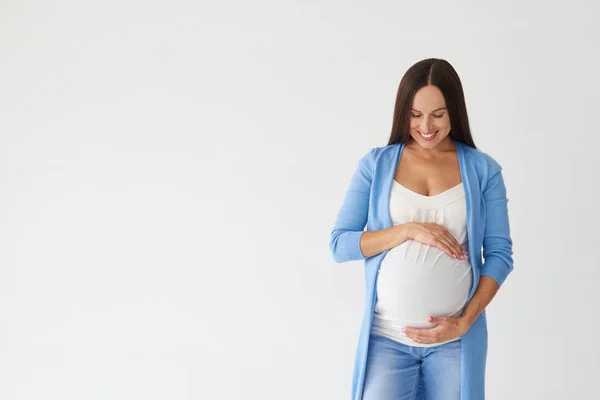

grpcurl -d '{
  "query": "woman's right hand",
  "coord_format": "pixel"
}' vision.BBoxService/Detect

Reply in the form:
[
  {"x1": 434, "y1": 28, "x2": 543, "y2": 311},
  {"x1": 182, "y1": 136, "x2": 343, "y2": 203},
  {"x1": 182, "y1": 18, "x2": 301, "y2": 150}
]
[{"x1": 404, "y1": 222, "x2": 467, "y2": 259}]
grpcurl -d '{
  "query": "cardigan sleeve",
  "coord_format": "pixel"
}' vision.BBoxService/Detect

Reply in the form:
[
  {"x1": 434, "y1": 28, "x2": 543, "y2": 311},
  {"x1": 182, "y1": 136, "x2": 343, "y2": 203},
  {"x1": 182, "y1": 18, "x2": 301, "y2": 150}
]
[
  {"x1": 480, "y1": 159, "x2": 515, "y2": 286},
  {"x1": 329, "y1": 149, "x2": 374, "y2": 263}
]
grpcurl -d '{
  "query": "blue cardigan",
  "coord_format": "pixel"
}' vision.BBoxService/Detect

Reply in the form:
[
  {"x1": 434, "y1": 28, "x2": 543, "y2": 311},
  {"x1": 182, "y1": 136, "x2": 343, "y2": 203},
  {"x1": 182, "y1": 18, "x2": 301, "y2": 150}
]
[{"x1": 329, "y1": 139, "x2": 514, "y2": 400}]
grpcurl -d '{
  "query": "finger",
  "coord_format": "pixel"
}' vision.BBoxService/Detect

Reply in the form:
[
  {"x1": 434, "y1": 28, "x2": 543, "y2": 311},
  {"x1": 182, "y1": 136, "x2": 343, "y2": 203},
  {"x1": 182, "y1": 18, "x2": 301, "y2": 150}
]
[
  {"x1": 428, "y1": 316, "x2": 449, "y2": 324},
  {"x1": 442, "y1": 232, "x2": 463, "y2": 256},
  {"x1": 435, "y1": 237, "x2": 458, "y2": 258},
  {"x1": 405, "y1": 333, "x2": 423, "y2": 343},
  {"x1": 431, "y1": 234, "x2": 453, "y2": 255},
  {"x1": 443, "y1": 233, "x2": 466, "y2": 258},
  {"x1": 402, "y1": 327, "x2": 423, "y2": 336},
  {"x1": 405, "y1": 331, "x2": 438, "y2": 344},
  {"x1": 403, "y1": 326, "x2": 438, "y2": 336},
  {"x1": 436, "y1": 226, "x2": 465, "y2": 257},
  {"x1": 451, "y1": 239, "x2": 466, "y2": 259},
  {"x1": 403, "y1": 330, "x2": 424, "y2": 342},
  {"x1": 438, "y1": 243, "x2": 456, "y2": 258}
]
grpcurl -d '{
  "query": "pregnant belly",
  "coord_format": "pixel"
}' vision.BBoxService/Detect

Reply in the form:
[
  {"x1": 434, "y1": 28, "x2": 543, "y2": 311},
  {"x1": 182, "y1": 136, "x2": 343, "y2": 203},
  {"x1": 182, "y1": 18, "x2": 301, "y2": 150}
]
[{"x1": 375, "y1": 240, "x2": 473, "y2": 325}]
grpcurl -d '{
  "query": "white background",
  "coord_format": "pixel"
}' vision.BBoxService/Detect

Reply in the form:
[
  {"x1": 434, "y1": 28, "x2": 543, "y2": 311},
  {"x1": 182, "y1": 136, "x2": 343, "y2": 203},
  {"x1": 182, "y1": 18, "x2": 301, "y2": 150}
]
[{"x1": 1, "y1": 1, "x2": 599, "y2": 399}]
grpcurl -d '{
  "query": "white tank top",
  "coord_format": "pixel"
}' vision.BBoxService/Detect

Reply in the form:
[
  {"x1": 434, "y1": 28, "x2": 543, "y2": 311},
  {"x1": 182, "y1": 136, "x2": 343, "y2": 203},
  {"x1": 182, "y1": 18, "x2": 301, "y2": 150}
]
[{"x1": 371, "y1": 179, "x2": 473, "y2": 347}]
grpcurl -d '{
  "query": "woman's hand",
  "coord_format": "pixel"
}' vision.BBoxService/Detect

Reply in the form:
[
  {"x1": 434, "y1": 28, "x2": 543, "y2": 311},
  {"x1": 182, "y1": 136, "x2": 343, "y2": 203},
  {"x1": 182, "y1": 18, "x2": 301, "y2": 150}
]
[
  {"x1": 405, "y1": 222, "x2": 467, "y2": 259},
  {"x1": 402, "y1": 316, "x2": 471, "y2": 345}
]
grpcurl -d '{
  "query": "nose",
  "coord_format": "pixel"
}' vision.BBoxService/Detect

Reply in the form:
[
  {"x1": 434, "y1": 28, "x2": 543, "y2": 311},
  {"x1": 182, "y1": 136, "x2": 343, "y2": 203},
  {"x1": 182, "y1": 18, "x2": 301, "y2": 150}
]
[{"x1": 419, "y1": 116, "x2": 434, "y2": 133}]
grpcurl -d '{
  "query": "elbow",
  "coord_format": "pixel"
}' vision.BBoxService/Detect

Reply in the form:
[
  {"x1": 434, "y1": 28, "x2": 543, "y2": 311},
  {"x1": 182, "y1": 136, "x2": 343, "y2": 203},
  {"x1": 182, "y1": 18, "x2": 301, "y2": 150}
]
[
  {"x1": 329, "y1": 235, "x2": 342, "y2": 263},
  {"x1": 330, "y1": 248, "x2": 345, "y2": 264},
  {"x1": 481, "y1": 232, "x2": 514, "y2": 286},
  {"x1": 481, "y1": 242, "x2": 514, "y2": 287},
  {"x1": 329, "y1": 230, "x2": 348, "y2": 263},
  {"x1": 329, "y1": 229, "x2": 366, "y2": 263}
]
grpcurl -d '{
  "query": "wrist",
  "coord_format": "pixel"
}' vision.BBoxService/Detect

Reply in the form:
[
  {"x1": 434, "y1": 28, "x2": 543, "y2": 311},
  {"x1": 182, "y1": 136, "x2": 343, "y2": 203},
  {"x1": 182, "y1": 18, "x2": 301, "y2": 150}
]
[
  {"x1": 458, "y1": 315, "x2": 475, "y2": 334},
  {"x1": 400, "y1": 223, "x2": 413, "y2": 241}
]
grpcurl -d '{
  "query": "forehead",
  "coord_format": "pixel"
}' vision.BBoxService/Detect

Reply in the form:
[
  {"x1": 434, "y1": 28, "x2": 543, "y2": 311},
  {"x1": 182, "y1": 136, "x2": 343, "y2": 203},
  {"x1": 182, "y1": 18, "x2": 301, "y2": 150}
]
[{"x1": 411, "y1": 85, "x2": 446, "y2": 110}]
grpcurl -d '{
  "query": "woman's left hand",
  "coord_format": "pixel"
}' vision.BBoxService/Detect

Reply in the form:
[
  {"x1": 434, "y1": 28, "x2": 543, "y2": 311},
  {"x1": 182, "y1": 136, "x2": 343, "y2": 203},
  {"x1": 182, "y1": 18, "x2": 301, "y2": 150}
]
[{"x1": 403, "y1": 316, "x2": 471, "y2": 345}]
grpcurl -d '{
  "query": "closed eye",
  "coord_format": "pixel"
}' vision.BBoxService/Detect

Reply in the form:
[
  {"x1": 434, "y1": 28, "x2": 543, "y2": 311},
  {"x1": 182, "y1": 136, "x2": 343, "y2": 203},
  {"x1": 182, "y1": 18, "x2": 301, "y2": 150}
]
[{"x1": 410, "y1": 113, "x2": 444, "y2": 118}]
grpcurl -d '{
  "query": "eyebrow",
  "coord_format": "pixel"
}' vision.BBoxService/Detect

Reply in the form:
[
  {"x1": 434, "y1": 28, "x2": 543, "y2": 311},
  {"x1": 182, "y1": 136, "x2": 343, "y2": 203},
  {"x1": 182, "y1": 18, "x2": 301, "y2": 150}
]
[{"x1": 410, "y1": 107, "x2": 447, "y2": 113}]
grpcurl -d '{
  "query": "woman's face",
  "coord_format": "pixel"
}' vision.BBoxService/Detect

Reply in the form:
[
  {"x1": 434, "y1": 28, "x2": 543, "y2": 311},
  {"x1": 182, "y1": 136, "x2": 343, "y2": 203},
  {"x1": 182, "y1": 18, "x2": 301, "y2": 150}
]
[{"x1": 408, "y1": 85, "x2": 452, "y2": 149}]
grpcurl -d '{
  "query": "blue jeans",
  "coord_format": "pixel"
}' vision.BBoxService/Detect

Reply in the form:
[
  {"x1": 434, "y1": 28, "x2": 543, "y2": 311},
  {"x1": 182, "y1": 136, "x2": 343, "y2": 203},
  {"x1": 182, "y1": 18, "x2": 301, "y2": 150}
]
[{"x1": 362, "y1": 333, "x2": 461, "y2": 400}]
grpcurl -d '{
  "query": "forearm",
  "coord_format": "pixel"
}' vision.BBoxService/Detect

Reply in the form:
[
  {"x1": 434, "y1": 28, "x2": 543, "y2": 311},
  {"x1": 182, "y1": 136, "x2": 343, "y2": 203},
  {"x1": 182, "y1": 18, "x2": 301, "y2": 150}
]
[
  {"x1": 359, "y1": 223, "x2": 411, "y2": 258},
  {"x1": 459, "y1": 276, "x2": 500, "y2": 328}
]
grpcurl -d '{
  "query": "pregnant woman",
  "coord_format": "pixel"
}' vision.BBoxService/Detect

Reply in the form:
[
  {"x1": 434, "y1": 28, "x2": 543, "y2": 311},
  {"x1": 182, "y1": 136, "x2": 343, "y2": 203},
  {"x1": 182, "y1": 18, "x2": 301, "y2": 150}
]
[{"x1": 329, "y1": 58, "x2": 514, "y2": 400}]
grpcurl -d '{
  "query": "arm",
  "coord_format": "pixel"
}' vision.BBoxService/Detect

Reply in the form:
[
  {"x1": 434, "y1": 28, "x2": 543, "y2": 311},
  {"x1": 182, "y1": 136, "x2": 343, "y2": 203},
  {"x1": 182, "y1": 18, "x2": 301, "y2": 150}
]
[
  {"x1": 359, "y1": 225, "x2": 411, "y2": 259},
  {"x1": 459, "y1": 163, "x2": 515, "y2": 327},
  {"x1": 458, "y1": 276, "x2": 500, "y2": 328},
  {"x1": 329, "y1": 149, "x2": 410, "y2": 262}
]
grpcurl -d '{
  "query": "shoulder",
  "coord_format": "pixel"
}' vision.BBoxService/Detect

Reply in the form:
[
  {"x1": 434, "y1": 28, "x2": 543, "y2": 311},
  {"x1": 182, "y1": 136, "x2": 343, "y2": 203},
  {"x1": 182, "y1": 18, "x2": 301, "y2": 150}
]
[
  {"x1": 359, "y1": 143, "x2": 399, "y2": 166},
  {"x1": 460, "y1": 142, "x2": 504, "y2": 181},
  {"x1": 356, "y1": 144, "x2": 390, "y2": 173},
  {"x1": 361, "y1": 144, "x2": 389, "y2": 158}
]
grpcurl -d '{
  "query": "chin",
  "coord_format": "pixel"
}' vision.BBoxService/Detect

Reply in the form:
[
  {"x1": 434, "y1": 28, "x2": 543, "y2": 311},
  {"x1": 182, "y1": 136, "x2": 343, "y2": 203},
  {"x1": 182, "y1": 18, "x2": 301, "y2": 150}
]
[{"x1": 411, "y1": 131, "x2": 449, "y2": 146}]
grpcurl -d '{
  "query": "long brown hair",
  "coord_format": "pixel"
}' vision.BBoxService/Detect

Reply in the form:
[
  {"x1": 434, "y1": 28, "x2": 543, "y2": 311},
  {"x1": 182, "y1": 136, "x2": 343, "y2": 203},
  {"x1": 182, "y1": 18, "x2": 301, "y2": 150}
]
[{"x1": 388, "y1": 58, "x2": 477, "y2": 149}]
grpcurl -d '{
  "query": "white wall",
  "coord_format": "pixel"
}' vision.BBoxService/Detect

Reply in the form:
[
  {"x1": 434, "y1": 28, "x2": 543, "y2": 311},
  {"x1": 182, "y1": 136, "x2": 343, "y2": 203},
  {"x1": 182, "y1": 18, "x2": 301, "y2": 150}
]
[{"x1": 1, "y1": 1, "x2": 598, "y2": 399}]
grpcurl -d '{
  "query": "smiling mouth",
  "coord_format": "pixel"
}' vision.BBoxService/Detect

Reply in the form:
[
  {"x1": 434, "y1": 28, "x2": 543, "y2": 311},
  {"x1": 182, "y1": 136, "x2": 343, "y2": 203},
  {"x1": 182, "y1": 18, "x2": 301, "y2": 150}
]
[{"x1": 419, "y1": 130, "x2": 438, "y2": 139}]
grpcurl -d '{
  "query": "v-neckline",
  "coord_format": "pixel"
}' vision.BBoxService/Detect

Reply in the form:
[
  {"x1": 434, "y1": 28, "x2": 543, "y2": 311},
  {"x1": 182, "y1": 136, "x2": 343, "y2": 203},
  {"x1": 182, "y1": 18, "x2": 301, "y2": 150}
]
[{"x1": 392, "y1": 179, "x2": 464, "y2": 198}]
